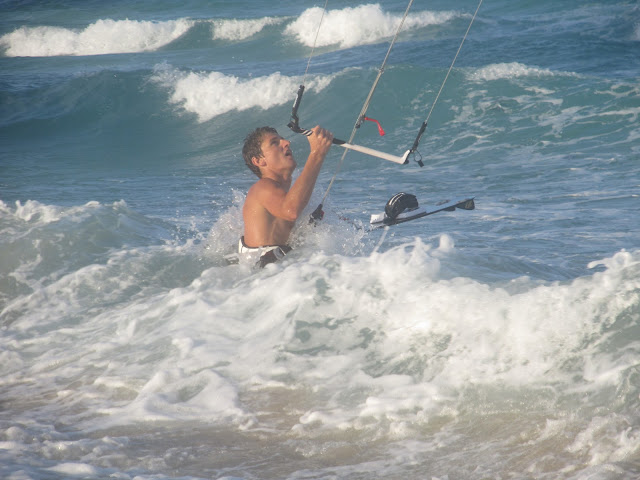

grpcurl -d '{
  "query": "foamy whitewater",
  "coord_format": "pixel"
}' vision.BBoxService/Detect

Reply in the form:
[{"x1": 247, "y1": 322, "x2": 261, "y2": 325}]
[{"x1": 1, "y1": 1, "x2": 640, "y2": 479}]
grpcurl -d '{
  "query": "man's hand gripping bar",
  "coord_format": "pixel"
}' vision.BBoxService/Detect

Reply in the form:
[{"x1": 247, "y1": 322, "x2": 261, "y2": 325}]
[{"x1": 287, "y1": 85, "x2": 410, "y2": 165}]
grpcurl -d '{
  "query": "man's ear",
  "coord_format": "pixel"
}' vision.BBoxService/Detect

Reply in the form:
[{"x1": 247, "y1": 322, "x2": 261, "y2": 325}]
[{"x1": 251, "y1": 156, "x2": 266, "y2": 169}]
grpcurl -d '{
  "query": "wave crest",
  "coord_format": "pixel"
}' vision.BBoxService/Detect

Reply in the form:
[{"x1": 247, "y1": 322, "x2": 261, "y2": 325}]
[
  {"x1": 285, "y1": 4, "x2": 457, "y2": 49},
  {"x1": 211, "y1": 17, "x2": 286, "y2": 42},
  {"x1": 152, "y1": 66, "x2": 334, "y2": 122},
  {"x1": 0, "y1": 18, "x2": 193, "y2": 57}
]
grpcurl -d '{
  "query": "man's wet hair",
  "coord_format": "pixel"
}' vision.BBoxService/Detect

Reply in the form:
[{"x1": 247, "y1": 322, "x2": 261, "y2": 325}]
[{"x1": 242, "y1": 126, "x2": 279, "y2": 178}]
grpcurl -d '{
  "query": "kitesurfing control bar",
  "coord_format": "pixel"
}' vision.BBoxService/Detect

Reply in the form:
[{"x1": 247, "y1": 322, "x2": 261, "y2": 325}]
[{"x1": 287, "y1": 85, "x2": 410, "y2": 165}]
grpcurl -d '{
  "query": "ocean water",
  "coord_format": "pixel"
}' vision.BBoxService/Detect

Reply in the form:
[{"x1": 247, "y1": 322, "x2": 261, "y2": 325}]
[{"x1": 1, "y1": 0, "x2": 640, "y2": 478}]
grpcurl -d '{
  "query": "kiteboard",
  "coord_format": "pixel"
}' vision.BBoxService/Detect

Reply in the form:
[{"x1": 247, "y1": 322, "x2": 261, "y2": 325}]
[{"x1": 370, "y1": 196, "x2": 475, "y2": 228}]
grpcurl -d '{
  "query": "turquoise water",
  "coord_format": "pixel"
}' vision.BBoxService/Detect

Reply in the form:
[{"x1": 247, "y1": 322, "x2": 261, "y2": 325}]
[{"x1": 1, "y1": 1, "x2": 640, "y2": 479}]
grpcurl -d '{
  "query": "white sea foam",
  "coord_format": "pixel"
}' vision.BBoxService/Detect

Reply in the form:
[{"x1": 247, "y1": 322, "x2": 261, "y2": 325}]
[
  {"x1": 269, "y1": 244, "x2": 639, "y2": 436},
  {"x1": 1, "y1": 199, "x2": 64, "y2": 225},
  {"x1": 469, "y1": 62, "x2": 572, "y2": 82},
  {"x1": 211, "y1": 16, "x2": 286, "y2": 41},
  {"x1": 285, "y1": 4, "x2": 457, "y2": 49},
  {"x1": 48, "y1": 463, "x2": 101, "y2": 476},
  {"x1": 2, "y1": 213, "x2": 639, "y2": 471},
  {"x1": 0, "y1": 18, "x2": 193, "y2": 57},
  {"x1": 152, "y1": 65, "x2": 334, "y2": 122}
]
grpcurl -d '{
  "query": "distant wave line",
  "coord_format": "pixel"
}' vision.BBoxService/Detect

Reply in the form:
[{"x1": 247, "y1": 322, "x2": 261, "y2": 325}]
[{"x1": 1, "y1": 5, "x2": 460, "y2": 57}]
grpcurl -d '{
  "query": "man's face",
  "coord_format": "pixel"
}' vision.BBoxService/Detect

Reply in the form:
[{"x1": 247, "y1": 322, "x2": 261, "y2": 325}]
[{"x1": 258, "y1": 132, "x2": 296, "y2": 173}]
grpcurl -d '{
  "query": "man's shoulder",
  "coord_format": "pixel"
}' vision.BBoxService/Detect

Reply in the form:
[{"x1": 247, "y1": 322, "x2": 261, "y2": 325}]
[{"x1": 248, "y1": 177, "x2": 284, "y2": 196}]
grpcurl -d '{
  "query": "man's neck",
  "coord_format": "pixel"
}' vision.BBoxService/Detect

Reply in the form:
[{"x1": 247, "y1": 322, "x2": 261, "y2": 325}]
[{"x1": 261, "y1": 170, "x2": 292, "y2": 191}]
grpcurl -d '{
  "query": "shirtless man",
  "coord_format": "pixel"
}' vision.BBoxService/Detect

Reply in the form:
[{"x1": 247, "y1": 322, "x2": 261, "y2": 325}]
[{"x1": 239, "y1": 125, "x2": 333, "y2": 267}]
